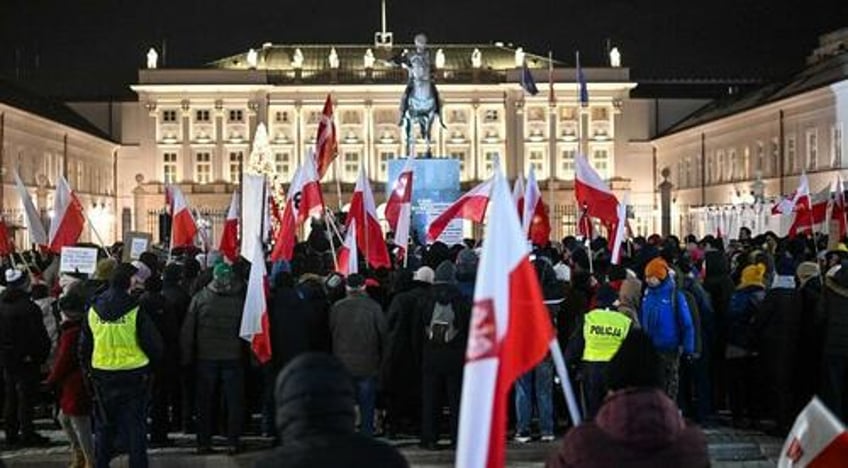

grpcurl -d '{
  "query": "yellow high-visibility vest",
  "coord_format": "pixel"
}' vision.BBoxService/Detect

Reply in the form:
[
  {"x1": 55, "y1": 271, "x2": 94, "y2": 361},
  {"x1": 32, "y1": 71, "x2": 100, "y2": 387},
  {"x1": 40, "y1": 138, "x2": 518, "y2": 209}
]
[
  {"x1": 583, "y1": 309, "x2": 632, "y2": 362},
  {"x1": 88, "y1": 307, "x2": 149, "y2": 371}
]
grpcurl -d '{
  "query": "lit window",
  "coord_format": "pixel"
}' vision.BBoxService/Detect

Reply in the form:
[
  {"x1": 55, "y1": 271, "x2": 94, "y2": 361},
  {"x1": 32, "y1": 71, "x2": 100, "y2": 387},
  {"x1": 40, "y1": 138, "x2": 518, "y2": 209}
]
[
  {"x1": 163, "y1": 152, "x2": 178, "y2": 184},
  {"x1": 528, "y1": 150, "x2": 545, "y2": 175},
  {"x1": 706, "y1": 154, "x2": 714, "y2": 183},
  {"x1": 449, "y1": 152, "x2": 466, "y2": 172},
  {"x1": 755, "y1": 142, "x2": 764, "y2": 174},
  {"x1": 379, "y1": 152, "x2": 394, "y2": 173},
  {"x1": 560, "y1": 149, "x2": 576, "y2": 180},
  {"x1": 592, "y1": 149, "x2": 609, "y2": 179},
  {"x1": 195, "y1": 110, "x2": 210, "y2": 122},
  {"x1": 344, "y1": 152, "x2": 359, "y2": 181},
  {"x1": 228, "y1": 110, "x2": 243, "y2": 122},
  {"x1": 559, "y1": 107, "x2": 577, "y2": 121},
  {"x1": 275, "y1": 111, "x2": 289, "y2": 123},
  {"x1": 229, "y1": 151, "x2": 243, "y2": 183},
  {"x1": 275, "y1": 152, "x2": 290, "y2": 175},
  {"x1": 483, "y1": 110, "x2": 499, "y2": 123},
  {"x1": 591, "y1": 107, "x2": 609, "y2": 121},
  {"x1": 716, "y1": 150, "x2": 724, "y2": 182},
  {"x1": 728, "y1": 149, "x2": 738, "y2": 180},
  {"x1": 484, "y1": 151, "x2": 499, "y2": 175},
  {"x1": 162, "y1": 110, "x2": 177, "y2": 122},
  {"x1": 770, "y1": 138, "x2": 779, "y2": 176},
  {"x1": 833, "y1": 124, "x2": 843, "y2": 168},
  {"x1": 807, "y1": 129, "x2": 818, "y2": 171},
  {"x1": 195, "y1": 152, "x2": 212, "y2": 184},
  {"x1": 786, "y1": 136, "x2": 796, "y2": 174}
]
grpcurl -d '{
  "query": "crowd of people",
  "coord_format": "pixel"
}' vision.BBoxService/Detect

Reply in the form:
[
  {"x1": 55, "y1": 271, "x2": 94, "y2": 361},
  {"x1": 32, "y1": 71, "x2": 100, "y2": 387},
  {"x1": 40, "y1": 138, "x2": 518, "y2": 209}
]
[{"x1": 0, "y1": 222, "x2": 845, "y2": 467}]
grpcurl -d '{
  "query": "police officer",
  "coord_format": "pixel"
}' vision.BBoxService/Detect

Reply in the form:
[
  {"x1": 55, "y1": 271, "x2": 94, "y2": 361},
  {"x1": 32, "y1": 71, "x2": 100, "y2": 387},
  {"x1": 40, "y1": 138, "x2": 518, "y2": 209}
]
[
  {"x1": 565, "y1": 284, "x2": 632, "y2": 420},
  {"x1": 79, "y1": 262, "x2": 163, "y2": 468}
]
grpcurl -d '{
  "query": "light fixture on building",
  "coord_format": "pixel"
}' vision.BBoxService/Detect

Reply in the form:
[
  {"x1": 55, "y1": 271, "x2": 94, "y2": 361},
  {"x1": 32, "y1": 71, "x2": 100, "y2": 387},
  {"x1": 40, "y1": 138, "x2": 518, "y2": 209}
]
[
  {"x1": 471, "y1": 48, "x2": 482, "y2": 68},
  {"x1": 146, "y1": 48, "x2": 158, "y2": 69},
  {"x1": 247, "y1": 48, "x2": 258, "y2": 69},
  {"x1": 435, "y1": 49, "x2": 445, "y2": 69},
  {"x1": 609, "y1": 47, "x2": 621, "y2": 67},
  {"x1": 364, "y1": 48, "x2": 375, "y2": 69},
  {"x1": 514, "y1": 47, "x2": 525, "y2": 68},
  {"x1": 291, "y1": 48, "x2": 304, "y2": 69},
  {"x1": 328, "y1": 47, "x2": 340, "y2": 69}
]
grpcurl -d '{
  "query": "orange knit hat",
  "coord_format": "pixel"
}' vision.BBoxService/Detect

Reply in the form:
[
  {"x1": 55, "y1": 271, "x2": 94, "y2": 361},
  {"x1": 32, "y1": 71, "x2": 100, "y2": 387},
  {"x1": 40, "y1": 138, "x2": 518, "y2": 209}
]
[{"x1": 644, "y1": 257, "x2": 669, "y2": 281}]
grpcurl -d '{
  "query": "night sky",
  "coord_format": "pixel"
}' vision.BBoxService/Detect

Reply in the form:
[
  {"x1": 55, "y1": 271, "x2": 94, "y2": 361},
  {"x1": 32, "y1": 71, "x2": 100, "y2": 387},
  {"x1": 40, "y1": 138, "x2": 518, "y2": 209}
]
[{"x1": 1, "y1": 0, "x2": 847, "y2": 98}]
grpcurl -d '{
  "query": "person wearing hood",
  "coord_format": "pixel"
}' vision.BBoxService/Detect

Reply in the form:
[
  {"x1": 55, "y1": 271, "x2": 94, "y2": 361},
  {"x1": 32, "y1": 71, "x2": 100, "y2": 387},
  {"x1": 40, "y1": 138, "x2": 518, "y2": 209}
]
[
  {"x1": 816, "y1": 261, "x2": 848, "y2": 422},
  {"x1": 701, "y1": 249, "x2": 734, "y2": 413},
  {"x1": 639, "y1": 257, "x2": 696, "y2": 401},
  {"x1": 0, "y1": 268, "x2": 51, "y2": 447},
  {"x1": 757, "y1": 252, "x2": 803, "y2": 434},
  {"x1": 179, "y1": 262, "x2": 246, "y2": 454},
  {"x1": 79, "y1": 262, "x2": 164, "y2": 468},
  {"x1": 381, "y1": 266, "x2": 433, "y2": 437},
  {"x1": 46, "y1": 286, "x2": 93, "y2": 468},
  {"x1": 725, "y1": 263, "x2": 766, "y2": 428},
  {"x1": 160, "y1": 263, "x2": 192, "y2": 432},
  {"x1": 547, "y1": 329, "x2": 708, "y2": 468},
  {"x1": 329, "y1": 273, "x2": 387, "y2": 437},
  {"x1": 254, "y1": 353, "x2": 408, "y2": 468},
  {"x1": 454, "y1": 248, "x2": 477, "y2": 301},
  {"x1": 417, "y1": 260, "x2": 470, "y2": 449}
]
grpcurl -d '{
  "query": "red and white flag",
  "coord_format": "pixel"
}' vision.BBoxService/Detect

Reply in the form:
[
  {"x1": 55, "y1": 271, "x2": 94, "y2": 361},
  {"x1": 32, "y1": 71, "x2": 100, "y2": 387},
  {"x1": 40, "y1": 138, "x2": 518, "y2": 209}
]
[
  {"x1": 610, "y1": 198, "x2": 628, "y2": 264},
  {"x1": 314, "y1": 94, "x2": 338, "y2": 179},
  {"x1": 575, "y1": 153, "x2": 619, "y2": 224},
  {"x1": 336, "y1": 218, "x2": 358, "y2": 276},
  {"x1": 789, "y1": 184, "x2": 830, "y2": 237},
  {"x1": 0, "y1": 217, "x2": 14, "y2": 257},
  {"x1": 219, "y1": 191, "x2": 240, "y2": 262},
  {"x1": 427, "y1": 177, "x2": 494, "y2": 243},
  {"x1": 270, "y1": 155, "x2": 324, "y2": 262},
  {"x1": 347, "y1": 166, "x2": 391, "y2": 268},
  {"x1": 833, "y1": 175, "x2": 847, "y2": 239},
  {"x1": 522, "y1": 167, "x2": 551, "y2": 246},
  {"x1": 48, "y1": 175, "x2": 86, "y2": 253},
  {"x1": 456, "y1": 170, "x2": 555, "y2": 468},
  {"x1": 773, "y1": 173, "x2": 811, "y2": 215},
  {"x1": 778, "y1": 397, "x2": 848, "y2": 468},
  {"x1": 385, "y1": 156, "x2": 414, "y2": 259},
  {"x1": 577, "y1": 205, "x2": 594, "y2": 239},
  {"x1": 13, "y1": 170, "x2": 47, "y2": 246},
  {"x1": 239, "y1": 239, "x2": 271, "y2": 364},
  {"x1": 512, "y1": 173, "x2": 525, "y2": 217},
  {"x1": 167, "y1": 185, "x2": 197, "y2": 249}
]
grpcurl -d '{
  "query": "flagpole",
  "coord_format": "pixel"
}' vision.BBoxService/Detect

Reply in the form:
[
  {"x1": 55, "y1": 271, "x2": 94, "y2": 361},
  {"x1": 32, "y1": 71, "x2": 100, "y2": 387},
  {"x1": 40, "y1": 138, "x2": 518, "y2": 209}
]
[
  {"x1": 548, "y1": 50, "x2": 556, "y2": 238},
  {"x1": 325, "y1": 217, "x2": 339, "y2": 271},
  {"x1": 549, "y1": 340, "x2": 583, "y2": 426}
]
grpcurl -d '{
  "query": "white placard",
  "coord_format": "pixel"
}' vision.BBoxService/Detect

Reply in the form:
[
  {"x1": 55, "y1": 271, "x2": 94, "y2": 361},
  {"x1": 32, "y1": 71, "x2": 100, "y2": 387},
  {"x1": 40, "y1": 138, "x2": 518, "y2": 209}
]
[
  {"x1": 130, "y1": 237, "x2": 149, "y2": 259},
  {"x1": 59, "y1": 247, "x2": 98, "y2": 275}
]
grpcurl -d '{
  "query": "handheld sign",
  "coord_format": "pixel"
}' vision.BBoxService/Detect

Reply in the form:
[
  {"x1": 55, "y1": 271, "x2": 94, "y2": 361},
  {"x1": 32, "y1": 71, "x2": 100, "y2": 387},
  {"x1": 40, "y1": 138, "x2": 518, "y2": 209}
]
[
  {"x1": 60, "y1": 247, "x2": 98, "y2": 275},
  {"x1": 122, "y1": 231, "x2": 153, "y2": 262}
]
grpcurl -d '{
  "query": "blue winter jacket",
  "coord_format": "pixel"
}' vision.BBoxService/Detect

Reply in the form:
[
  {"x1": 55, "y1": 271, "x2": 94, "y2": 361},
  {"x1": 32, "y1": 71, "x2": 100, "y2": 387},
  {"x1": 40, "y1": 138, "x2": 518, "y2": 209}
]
[{"x1": 639, "y1": 277, "x2": 696, "y2": 354}]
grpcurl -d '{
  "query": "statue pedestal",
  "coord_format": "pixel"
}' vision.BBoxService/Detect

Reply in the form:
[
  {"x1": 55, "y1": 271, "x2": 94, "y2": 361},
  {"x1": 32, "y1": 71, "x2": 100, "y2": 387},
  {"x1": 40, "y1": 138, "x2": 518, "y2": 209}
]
[{"x1": 387, "y1": 158, "x2": 461, "y2": 245}]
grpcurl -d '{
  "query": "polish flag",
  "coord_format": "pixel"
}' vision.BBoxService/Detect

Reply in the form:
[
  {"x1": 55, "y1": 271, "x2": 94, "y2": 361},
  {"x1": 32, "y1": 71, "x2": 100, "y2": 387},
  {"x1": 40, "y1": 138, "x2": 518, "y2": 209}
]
[
  {"x1": 778, "y1": 397, "x2": 848, "y2": 468},
  {"x1": 456, "y1": 170, "x2": 555, "y2": 468},
  {"x1": 48, "y1": 176, "x2": 86, "y2": 253},
  {"x1": 577, "y1": 205, "x2": 594, "y2": 239},
  {"x1": 833, "y1": 175, "x2": 847, "y2": 239},
  {"x1": 168, "y1": 185, "x2": 198, "y2": 249},
  {"x1": 385, "y1": 156, "x2": 414, "y2": 259},
  {"x1": 575, "y1": 153, "x2": 619, "y2": 224},
  {"x1": 347, "y1": 166, "x2": 391, "y2": 268},
  {"x1": 427, "y1": 177, "x2": 494, "y2": 243},
  {"x1": 314, "y1": 94, "x2": 338, "y2": 179},
  {"x1": 239, "y1": 239, "x2": 271, "y2": 364},
  {"x1": 336, "y1": 218, "x2": 358, "y2": 276},
  {"x1": 789, "y1": 184, "x2": 830, "y2": 237},
  {"x1": 270, "y1": 155, "x2": 324, "y2": 262},
  {"x1": 512, "y1": 173, "x2": 525, "y2": 217},
  {"x1": 0, "y1": 217, "x2": 14, "y2": 257},
  {"x1": 610, "y1": 198, "x2": 628, "y2": 264},
  {"x1": 773, "y1": 173, "x2": 811, "y2": 215},
  {"x1": 522, "y1": 167, "x2": 551, "y2": 246},
  {"x1": 13, "y1": 170, "x2": 47, "y2": 246},
  {"x1": 219, "y1": 191, "x2": 240, "y2": 262}
]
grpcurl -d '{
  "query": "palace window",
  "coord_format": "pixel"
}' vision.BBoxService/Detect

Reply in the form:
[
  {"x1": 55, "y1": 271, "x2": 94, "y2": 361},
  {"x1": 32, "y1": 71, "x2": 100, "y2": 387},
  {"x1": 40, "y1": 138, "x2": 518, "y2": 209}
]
[
  {"x1": 228, "y1": 151, "x2": 243, "y2": 183},
  {"x1": 786, "y1": 135, "x2": 797, "y2": 174},
  {"x1": 528, "y1": 150, "x2": 544, "y2": 174},
  {"x1": 560, "y1": 149, "x2": 576, "y2": 180},
  {"x1": 274, "y1": 152, "x2": 290, "y2": 175},
  {"x1": 228, "y1": 110, "x2": 243, "y2": 122},
  {"x1": 807, "y1": 129, "x2": 818, "y2": 171},
  {"x1": 379, "y1": 151, "x2": 394, "y2": 173},
  {"x1": 163, "y1": 152, "x2": 178, "y2": 184},
  {"x1": 162, "y1": 110, "x2": 177, "y2": 122},
  {"x1": 483, "y1": 109, "x2": 499, "y2": 123},
  {"x1": 484, "y1": 151, "x2": 499, "y2": 176},
  {"x1": 728, "y1": 149, "x2": 738, "y2": 180},
  {"x1": 770, "y1": 138, "x2": 779, "y2": 176},
  {"x1": 559, "y1": 107, "x2": 577, "y2": 121},
  {"x1": 195, "y1": 152, "x2": 212, "y2": 184},
  {"x1": 449, "y1": 151, "x2": 466, "y2": 172},
  {"x1": 706, "y1": 154, "x2": 714, "y2": 183},
  {"x1": 716, "y1": 150, "x2": 725, "y2": 182},
  {"x1": 592, "y1": 149, "x2": 609, "y2": 179},
  {"x1": 343, "y1": 152, "x2": 359, "y2": 181},
  {"x1": 591, "y1": 107, "x2": 609, "y2": 121},
  {"x1": 833, "y1": 124, "x2": 843, "y2": 168},
  {"x1": 275, "y1": 111, "x2": 289, "y2": 123},
  {"x1": 756, "y1": 142, "x2": 765, "y2": 174},
  {"x1": 742, "y1": 146, "x2": 750, "y2": 180},
  {"x1": 195, "y1": 110, "x2": 211, "y2": 122},
  {"x1": 678, "y1": 162, "x2": 686, "y2": 188}
]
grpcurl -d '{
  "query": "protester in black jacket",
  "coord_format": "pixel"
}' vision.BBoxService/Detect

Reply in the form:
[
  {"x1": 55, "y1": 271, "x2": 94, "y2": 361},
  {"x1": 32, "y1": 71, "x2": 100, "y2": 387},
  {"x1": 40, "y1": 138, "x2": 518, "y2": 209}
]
[
  {"x1": 796, "y1": 261, "x2": 822, "y2": 410},
  {"x1": 0, "y1": 269, "x2": 51, "y2": 446},
  {"x1": 417, "y1": 261, "x2": 470, "y2": 449},
  {"x1": 817, "y1": 261, "x2": 848, "y2": 422},
  {"x1": 161, "y1": 263, "x2": 193, "y2": 432},
  {"x1": 255, "y1": 353, "x2": 408, "y2": 468}
]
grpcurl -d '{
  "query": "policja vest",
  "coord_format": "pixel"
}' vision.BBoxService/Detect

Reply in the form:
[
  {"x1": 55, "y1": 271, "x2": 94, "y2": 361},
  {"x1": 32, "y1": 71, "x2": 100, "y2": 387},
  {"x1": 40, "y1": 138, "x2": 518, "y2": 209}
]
[
  {"x1": 582, "y1": 308, "x2": 632, "y2": 362},
  {"x1": 88, "y1": 307, "x2": 149, "y2": 371}
]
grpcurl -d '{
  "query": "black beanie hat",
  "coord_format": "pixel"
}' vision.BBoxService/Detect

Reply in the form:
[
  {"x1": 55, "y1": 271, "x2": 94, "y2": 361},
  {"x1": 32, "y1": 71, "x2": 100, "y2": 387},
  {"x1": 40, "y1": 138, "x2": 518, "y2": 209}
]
[{"x1": 606, "y1": 329, "x2": 664, "y2": 392}]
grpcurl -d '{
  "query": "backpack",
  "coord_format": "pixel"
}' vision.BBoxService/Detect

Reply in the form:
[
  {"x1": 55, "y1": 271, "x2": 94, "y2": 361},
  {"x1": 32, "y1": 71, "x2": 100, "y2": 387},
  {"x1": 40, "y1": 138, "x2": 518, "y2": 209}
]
[{"x1": 427, "y1": 301, "x2": 458, "y2": 345}]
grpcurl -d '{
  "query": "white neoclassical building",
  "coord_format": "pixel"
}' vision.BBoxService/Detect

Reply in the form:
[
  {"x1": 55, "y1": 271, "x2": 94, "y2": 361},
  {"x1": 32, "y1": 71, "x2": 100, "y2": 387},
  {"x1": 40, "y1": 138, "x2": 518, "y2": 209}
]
[{"x1": 653, "y1": 28, "x2": 848, "y2": 237}]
